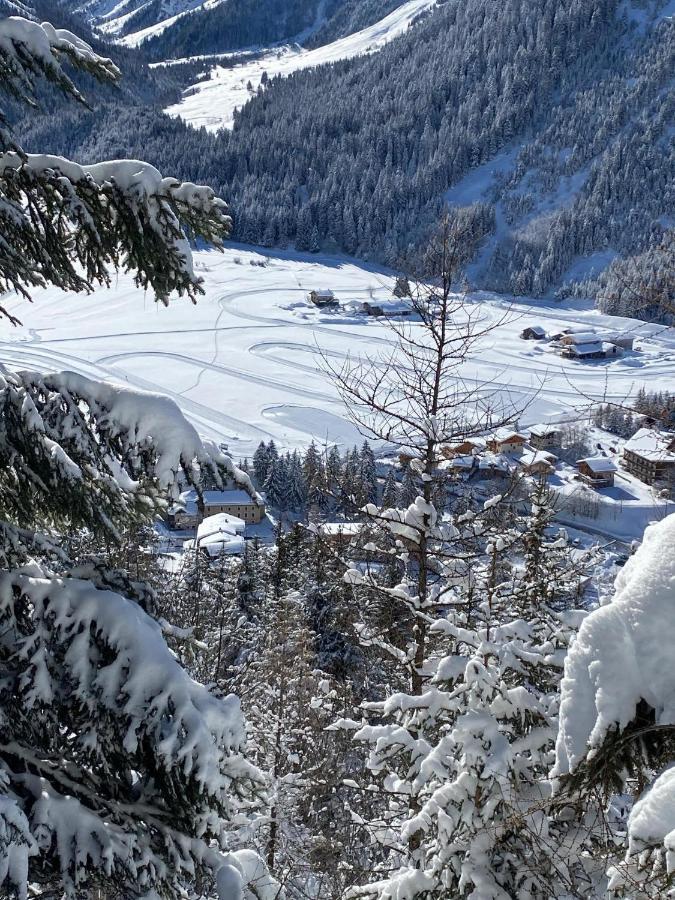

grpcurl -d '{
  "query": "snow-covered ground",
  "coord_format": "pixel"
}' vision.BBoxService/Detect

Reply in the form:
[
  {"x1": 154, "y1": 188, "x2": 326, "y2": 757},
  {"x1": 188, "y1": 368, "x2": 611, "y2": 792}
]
[
  {"x1": 162, "y1": 0, "x2": 437, "y2": 131},
  {"x1": 2, "y1": 244, "x2": 673, "y2": 469}
]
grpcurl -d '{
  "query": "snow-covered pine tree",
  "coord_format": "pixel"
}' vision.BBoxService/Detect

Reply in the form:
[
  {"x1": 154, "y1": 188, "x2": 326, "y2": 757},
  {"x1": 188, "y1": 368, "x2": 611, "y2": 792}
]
[
  {"x1": 0, "y1": 373, "x2": 272, "y2": 898},
  {"x1": 264, "y1": 454, "x2": 289, "y2": 510},
  {"x1": 347, "y1": 498, "x2": 593, "y2": 899},
  {"x1": 397, "y1": 466, "x2": 418, "y2": 507},
  {"x1": 285, "y1": 450, "x2": 305, "y2": 511},
  {"x1": 253, "y1": 440, "x2": 272, "y2": 484},
  {"x1": 0, "y1": 19, "x2": 276, "y2": 899},
  {"x1": 326, "y1": 444, "x2": 343, "y2": 499},
  {"x1": 359, "y1": 441, "x2": 379, "y2": 506},
  {"x1": 381, "y1": 469, "x2": 399, "y2": 510}
]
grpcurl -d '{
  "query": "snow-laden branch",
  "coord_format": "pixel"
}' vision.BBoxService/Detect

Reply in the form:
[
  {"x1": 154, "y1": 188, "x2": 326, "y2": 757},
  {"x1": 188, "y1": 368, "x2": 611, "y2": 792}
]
[
  {"x1": 0, "y1": 152, "x2": 231, "y2": 309},
  {"x1": 0, "y1": 367, "x2": 256, "y2": 548},
  {"x1": 552, "y1": 512, "x2": 675, "y2": 781},
  {"x1": 0, "y1": 565, "x2": 265, "y2": 897},
  {"x1": 0, "y1": 17, "x2": 118, "y2": 109}
]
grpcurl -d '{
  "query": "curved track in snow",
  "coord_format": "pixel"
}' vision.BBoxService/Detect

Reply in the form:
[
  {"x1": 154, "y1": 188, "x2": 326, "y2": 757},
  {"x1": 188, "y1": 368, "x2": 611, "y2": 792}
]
[{"x1": 1, "y1": 246, "x2": 673, "y2": 456}]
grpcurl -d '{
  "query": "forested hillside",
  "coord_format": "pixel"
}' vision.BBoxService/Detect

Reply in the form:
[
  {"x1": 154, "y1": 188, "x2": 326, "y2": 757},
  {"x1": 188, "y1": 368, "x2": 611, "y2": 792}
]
[
  {"x1": 77, "y1": 0, "x2": 411, "y2": 59},
  {"x1": 17, "y1": 0, "x2": 675, "y2": 313}
]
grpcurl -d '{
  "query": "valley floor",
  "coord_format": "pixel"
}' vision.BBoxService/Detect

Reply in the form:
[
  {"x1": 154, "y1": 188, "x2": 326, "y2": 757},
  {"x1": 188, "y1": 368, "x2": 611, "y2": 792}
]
[{"x1": 2, "y1": 244, "x2": 673, "y2": 466}]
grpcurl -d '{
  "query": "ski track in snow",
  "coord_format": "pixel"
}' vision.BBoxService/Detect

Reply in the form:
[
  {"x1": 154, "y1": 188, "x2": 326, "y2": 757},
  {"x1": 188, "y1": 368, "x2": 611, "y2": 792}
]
[
  {"x1": 162, "y1": 0, "x2": 438, "y2": 132},
  {"x1": 1, "y1": 244, "x2": 673, "y2": 458}
]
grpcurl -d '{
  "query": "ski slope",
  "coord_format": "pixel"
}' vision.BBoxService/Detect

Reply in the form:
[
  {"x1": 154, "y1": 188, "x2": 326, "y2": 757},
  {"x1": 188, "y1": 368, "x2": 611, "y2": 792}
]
[
  {"x1": 1, "y1": 245, "x2": 673, "y2": 461},
  {"x1": 163, "y1": 0, "x2": 437, "y2": 131}
]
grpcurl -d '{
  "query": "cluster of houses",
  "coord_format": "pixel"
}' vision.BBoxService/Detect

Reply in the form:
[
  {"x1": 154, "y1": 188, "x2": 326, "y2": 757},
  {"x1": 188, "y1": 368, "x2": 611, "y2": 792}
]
[
  {"x1": 307, "y1": 289, "x2": 408, "y2": 318},
  {"x1": 168, "y1": 487, "x2": 266, "y2": 556},
  {"x1": 521, "y1": 325, "x2": 635, "y2": 361},
  {"x1": 439, "y1": 425, "x2": 563, "y2": 480},
  {"x1": 439, "y1": 423, "x2": 675, "y2": 491}
]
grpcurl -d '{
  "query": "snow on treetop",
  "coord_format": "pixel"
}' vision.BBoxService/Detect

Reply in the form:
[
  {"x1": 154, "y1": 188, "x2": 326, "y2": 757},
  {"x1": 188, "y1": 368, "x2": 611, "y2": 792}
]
[{"x1": 552, "y1": 512, "x2": 675, "y2": 779}]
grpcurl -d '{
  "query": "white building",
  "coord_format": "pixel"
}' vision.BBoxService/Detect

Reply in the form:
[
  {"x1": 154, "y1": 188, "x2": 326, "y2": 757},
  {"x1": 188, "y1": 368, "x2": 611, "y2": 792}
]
[{"x1": 183, "y1": 513, "x2": 246, "y2": 556}]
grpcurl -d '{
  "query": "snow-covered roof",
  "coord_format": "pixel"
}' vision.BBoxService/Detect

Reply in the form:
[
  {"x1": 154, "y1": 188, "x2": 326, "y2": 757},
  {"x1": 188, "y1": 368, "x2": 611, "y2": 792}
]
[
  {"x1": 571, "y1": 341, "x2": 603, "y2": 355},
  {"x1": 203, "y1": 489, "x2": 262, "y2": 506},
  {"x1": 478, "y1": 453, "x2": 512, "y2": 471},
  {"x1": 183, "y1": 531, "x2": 245, "y2": 555},
  {"x1": 624, "y1": 428, "x2": 675, "y2": 462},
  {"x1": 311, "y1": 289, "x2": 335, "y2": 298},
  {"x1": 577, "y1": 456, "x2": 617, "y2": 473},
  {"x1": 528, "y1": 423, "x2": 562, "y2": 437},
  {"x1": 521, "y1": 449, "x2": 557, "y2": 467},
  {"x1": 489, "y1": 427, "x2": 526, "y2": 443},
  {"x1": 318, "y1": 522, "x2": 363, "y2": 536},
  {"x1": 197, "y1": 513, "x2": 246, "y2": 540},
  {"x1": 524, "y1": 325, "x2": 546, "y2": 336},
  {"x1": 447, "y1": 455, "x2": 476, "y2": 469},
  {"x1": 563, "y1": 331, "x2": 599, "y2": 344}
]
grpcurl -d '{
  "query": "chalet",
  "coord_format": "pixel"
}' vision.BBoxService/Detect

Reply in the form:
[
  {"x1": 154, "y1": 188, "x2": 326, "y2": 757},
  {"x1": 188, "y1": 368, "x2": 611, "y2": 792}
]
[
  {"x1": 362, "y1": 301, "x2": 385, "y2": 317},
  {"x1": 486, "y1": 428, "x2": 527, "y2": 455},
  {"x1": 202, "y1": 489, "x2": 266, "y2": 524},
  {"x1": 520, "y1": 449, "x2": 557, "y2": 477},
  {"x1": 169, "y1": 498, "x2": 199, "y2": 530},
  {"x1": 527, "y1": 424, "x2": 562, "y2": 450},
  {"x1": 561, "y1": 340, "x2": 619, "y2": 360},
  {"x1": 440, "y1": 437, "x2": 486, "y2": 459},
  {"x1": 521, "y1": 325, "x2": 547, "y2": 340},
  {"x1": 308, "y1": 289, "x2": 338, "y2": 307},
  {"x1": 623, "y1": 428, "x2": 675, "y2": 485},
  {"x1": 478, "y1": 454, "x2": 514, "y2": 478},
  {"x1": 442, "y1": 454, "x2": 477, "y2": 475},
  {"x1": 576, "y1": 457, "x2": 617, "y2": 488}
]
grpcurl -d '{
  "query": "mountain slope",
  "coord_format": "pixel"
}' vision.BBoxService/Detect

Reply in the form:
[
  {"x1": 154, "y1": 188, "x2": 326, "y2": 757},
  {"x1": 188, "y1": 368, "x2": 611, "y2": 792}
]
[
  {"x1": 172, "y1": 0, "x2": 670, "y2": 300},
  {"x1": 163, "y1": 0, "x2": 437, "y2": 131},
  {"x1": 19, "y1": 0, "x2": 674, "y2": 311}
]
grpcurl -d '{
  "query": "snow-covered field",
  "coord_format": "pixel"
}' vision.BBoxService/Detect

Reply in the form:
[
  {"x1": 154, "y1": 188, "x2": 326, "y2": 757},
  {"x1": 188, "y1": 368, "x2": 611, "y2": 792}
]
[
  {"x1": 162, "y1": 0, "x2": 437, "y2": 131},
  {"x1": 2, "y1": 245, "x2": 673, "y2": 466}
]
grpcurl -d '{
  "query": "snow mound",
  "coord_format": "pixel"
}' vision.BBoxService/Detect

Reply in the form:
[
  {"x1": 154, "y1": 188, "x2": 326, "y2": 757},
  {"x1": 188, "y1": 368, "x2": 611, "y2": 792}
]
[{"x1": 552, "y1": 512, "x2": 675, "y2": 779}]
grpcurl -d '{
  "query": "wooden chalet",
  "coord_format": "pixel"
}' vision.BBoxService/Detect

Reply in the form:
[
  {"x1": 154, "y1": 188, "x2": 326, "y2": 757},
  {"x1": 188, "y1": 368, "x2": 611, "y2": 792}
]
[
  {"x1": 576, "y1": 457, "x2": 617, "y2": 488},
  {"x1": 528, "y1": 424, "x2": 563, "y2": 450},
  {"x1": 623, "y1": 428, "x2": 675, "y2": 485}
]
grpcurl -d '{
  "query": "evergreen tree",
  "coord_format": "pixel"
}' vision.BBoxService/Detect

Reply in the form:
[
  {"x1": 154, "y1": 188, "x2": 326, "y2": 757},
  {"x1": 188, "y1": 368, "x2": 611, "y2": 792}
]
[
  {"x1": 253, "y1": 439, "x2": 271, "y2": 483},
  {"x1": 359, "y1": 440, "x2": 379, "y2": 506},
  {"x1": 398, "y1": 466, "x2": 418, "y2": 507},
  {"x1": 264, "y1": 455, "x2": 289, "y2": 510},
  {"x1": 381, "y1": 469, "x2": 399, "y2": 509},
  {"x1": 0, "y1": 20, "x2": 273, "y2": 896}
]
